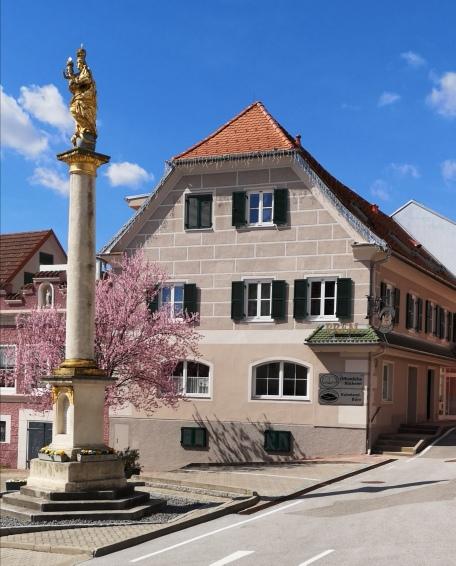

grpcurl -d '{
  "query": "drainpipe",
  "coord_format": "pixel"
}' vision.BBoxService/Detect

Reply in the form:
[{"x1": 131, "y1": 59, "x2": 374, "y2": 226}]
[
  {"x1": 365, "y1": 241, "x2": 390, "y2": 454},
  {"x1": 367, "y1": 346, "x2": 386, "y2": 453}
]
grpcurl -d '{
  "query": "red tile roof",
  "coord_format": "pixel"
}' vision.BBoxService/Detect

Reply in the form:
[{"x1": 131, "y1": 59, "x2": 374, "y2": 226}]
[
  {"x1": 173, "y1": 102, "x2": 455, "y2": 287},
  {"x1": 174, "y1": 102, "x2": 298, "y2": 159},
  {"x1": 0, "y1": 230, "x2": 54, "y2": 285}
]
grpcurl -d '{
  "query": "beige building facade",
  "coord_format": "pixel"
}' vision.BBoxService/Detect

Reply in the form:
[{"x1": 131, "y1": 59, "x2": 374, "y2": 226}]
[{"x1": 101, "y1": 103, "x2": 456, "y2": 470}]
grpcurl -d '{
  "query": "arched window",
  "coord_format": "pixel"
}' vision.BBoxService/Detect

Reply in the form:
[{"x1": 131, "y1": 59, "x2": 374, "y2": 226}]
[
  {"x1": 173, "y1": 361, "x2": 211, "y2": 397},
  {"x1": 252, "y1": 361, "x2": 309, "y2": 400},
  {"x1": 38, "y1": 283, "x2": 54, "y2": 308},
  {"x1": 57, "y1": 394, "x2": 70, "y2": 434}
]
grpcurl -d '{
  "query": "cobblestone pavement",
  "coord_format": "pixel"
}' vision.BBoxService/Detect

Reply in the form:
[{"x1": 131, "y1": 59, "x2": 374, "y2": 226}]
[{"x1": 0, "y1": 547, "x2": 88, "y2": 566}]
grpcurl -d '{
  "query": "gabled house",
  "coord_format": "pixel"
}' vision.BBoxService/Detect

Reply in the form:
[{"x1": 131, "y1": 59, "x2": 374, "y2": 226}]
[
  {"x1": 100, "y1": 102, "x2": 456, "y2": 469},
  {"x1": 0, "y1": 230, "x2": 67, "y2": 468}
]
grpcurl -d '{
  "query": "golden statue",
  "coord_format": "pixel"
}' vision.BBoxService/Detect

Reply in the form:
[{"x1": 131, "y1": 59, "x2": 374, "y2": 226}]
[{"x1": 64, "y1": 45, "x2": 97, "y2": 150}]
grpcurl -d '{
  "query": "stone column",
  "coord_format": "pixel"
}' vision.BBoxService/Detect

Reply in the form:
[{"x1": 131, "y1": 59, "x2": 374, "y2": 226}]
[{"x1": 26, "y1": 148, "x2": 127, "y2": 492}]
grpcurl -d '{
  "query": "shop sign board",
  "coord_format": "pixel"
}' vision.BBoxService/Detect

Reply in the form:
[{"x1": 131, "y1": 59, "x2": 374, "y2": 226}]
[{"x1": 319, "y1": 373, "x2": 365, "y2": 406}]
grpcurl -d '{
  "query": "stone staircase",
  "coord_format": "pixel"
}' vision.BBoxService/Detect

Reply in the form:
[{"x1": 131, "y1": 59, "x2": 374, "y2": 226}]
[
  {"x1": 373, "y1": 423, "x2": 441, "y2": 456},
  {"x1": 1, "y1": 484, "x2": 164, "y2": 522}
]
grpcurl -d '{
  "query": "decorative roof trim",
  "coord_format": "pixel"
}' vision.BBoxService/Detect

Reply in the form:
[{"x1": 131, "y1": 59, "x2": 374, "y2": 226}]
[
  {"x1": 98, "y1": 164, "x2": 175, "y2": 255},
  {"x1": 293, "y1": 152, "x2": 388, "y2": 250}
]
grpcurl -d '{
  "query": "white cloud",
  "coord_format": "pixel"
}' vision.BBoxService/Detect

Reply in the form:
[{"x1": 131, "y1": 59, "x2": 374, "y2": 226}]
[
  {"x1": 29, "y1": 167, "x2": 69, "y2": 196},
  {"x1": 441, "y1": 159, "x2": 456, "y2": 183},
  {"x1": 427, "y1": 72, "x2": 456, "y2": 118},
  {"x1": 1, "y1": 86, "x2": 48, "y2": 158},
  {"x1": 370, "y1": 179, "x2": 391, "y2": 201},
  {"x1": 105, "y1": 162, "x2": 152, "y2": 188},
  {"x1": 389, "y1": 163, "x2": 420, "y2": 178},
  {"x1": 378, "y1": 92, "x2": 401, "y2": 107},
  {"x1": 19, "y1": 84, "x2": 73, "y2": 133},
  {"x1": 400, "y1": 51, "x2": 426, "y2": 68}
]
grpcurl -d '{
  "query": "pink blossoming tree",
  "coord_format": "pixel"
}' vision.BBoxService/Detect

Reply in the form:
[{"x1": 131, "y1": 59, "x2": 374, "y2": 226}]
[{"x1": 14, "y1": 252, "x2": 200, "y2": 413}]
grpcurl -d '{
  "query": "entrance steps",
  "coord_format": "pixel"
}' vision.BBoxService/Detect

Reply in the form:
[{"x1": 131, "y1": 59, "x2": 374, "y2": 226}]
[
  {"x1": 0, "y1": 485, "x2": 164, "y2": 522},
  {"x1": 373, "y1": 423, "x2": 441, "y2": 456}
]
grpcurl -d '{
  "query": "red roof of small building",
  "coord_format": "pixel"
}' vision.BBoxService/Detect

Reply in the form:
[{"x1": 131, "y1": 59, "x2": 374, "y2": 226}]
[
  {"x1": 173, "y1": 102, "x2": 455, "y2": 286},
  {"x1": 0, "y1": 230, "x2": 62, "y2": 285}
]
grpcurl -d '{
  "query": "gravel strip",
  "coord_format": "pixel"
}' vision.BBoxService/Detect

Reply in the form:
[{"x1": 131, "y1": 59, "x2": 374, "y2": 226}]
[{"x1": 0, "y1": 492, "x2": 222, "y2": 529}]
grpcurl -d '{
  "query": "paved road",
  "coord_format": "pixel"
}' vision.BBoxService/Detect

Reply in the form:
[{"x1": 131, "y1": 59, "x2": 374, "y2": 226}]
[{"x1": 84, "y1": 430, "x2": 456, "y2": 566}]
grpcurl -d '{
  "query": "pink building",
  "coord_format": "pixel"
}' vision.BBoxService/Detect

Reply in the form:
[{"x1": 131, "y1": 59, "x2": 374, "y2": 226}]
[{"x1": 0, "y1": 230, "x2": 67, "y2": 468}]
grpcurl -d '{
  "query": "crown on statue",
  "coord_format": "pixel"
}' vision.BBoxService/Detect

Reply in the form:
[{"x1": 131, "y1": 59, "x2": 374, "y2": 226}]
[{"x1": 76, "y1": 45, "x2": 86, "y2": 60}]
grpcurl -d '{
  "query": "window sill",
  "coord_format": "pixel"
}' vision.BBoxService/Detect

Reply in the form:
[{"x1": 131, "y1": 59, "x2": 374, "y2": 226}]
[
  {"x1": 237, "y1": 224, "x2": 278, "y2": 230},
  {"x1": 308, "y1": 316, "x2": 338, "y2": 322},
  {"x1": 251, "y1": 396, "x2": 310, "y2": 402},
  {"x1": 244, "y1": 318, "x2": 275, "y2": 324},
  {"x1": 184, "y1": 227, "x2": 214, "y2": 232}
]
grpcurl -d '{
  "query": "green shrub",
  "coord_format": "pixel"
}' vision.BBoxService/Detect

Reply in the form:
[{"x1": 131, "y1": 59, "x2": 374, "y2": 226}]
[{"x1": 116, "y1": 447, "x2": 142, "y2": 478}]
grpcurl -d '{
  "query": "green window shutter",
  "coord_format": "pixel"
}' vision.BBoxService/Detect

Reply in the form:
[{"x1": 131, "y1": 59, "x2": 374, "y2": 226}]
[
  {"x1": 452, "y1": 312, "x2": 456, "y2": 342},
  {"x1": 336, "y1": 278, "x2": 353, "y2": 320},
  {"x1": 380, "y1": 282, "x2": 387, "y2": 306},
  {"x1": 447, "y1": 312, "x2": 453, "y2": 341},
  {"x1": 232, "y1": 192, "x2": 247, "y2": 227},
  {"x1": 393, "y1": 288, "x2": 400, "y2": 325},
  {"x1": 183, "y1": 283, "x2": 198, "y2": 315},
  {"x1": 434, "y1": 305, "x2": 439, "y2": 336},
  {"x1": 406, "y1": 294, "x2": 414, "y2": 329},
  {"x1": 293, "y1": 279, "x2": 308, "y2": 319},
  {"x1": 273, "y1": 188, "x2": 288, "y2": 225},
  {"x1": 148, "y1": 288, "x2": 160, "y2": 314},
  {"x1": 231, "y1": 281, "x2": 245, "y2": 321},
  {"x1": 425, "y1": 300, "x2": 431, "y2": 333},
  {"x1": 264, "y1": 430, "x2": 292, "y2": 453},
  {"x1": 180, "y1": 427, "x2": 208, "y2": 449},
  {"x1": 416, "y1": 298, "x2": 423, "y2": 332},
  {"x1": 439, "y1": 307, "x2": 445, "y2": 338},
  {"x1": 271, "y1": 280, "x2": 287, "y2": 320}
]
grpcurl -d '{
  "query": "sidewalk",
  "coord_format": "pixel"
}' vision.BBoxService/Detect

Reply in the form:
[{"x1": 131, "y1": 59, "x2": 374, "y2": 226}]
[{"x1": 0, "y1": 455, "x2": 390, "y2": 563}]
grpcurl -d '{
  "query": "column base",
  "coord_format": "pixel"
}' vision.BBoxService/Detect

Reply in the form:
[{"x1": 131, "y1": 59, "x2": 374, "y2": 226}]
[{"x1": 27, "y1": 457, "x2": 127, "y2": 492}]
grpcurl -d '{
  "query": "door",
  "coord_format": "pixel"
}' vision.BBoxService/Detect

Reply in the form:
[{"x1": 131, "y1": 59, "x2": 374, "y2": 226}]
[
  {"x1": 407, "y1": 367, "x2": 418, "y2": 424},
  {"x1": 27, "y1": 421, "x2": 52, "y2": 467},
  {"x1": 113, "y1": 424, "x2": 129, "y2": 451},
  {"x1": 426, "y1": 369, "x2": 435, "y2": 421},
  {"x1": 445, "y1": 376, "x2": 456, "y2": 418}
]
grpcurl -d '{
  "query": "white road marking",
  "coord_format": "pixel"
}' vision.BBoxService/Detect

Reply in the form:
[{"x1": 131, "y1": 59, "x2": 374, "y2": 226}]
[
  {"x1": 298, "y1": 549, "x2": 335, "y2": 565},
  {"x1": 130, "y1": 498, "x2": 306, "y2": 562},
  {"x1": 209, "y1": 550, "x2": 254, "y2": 565}
]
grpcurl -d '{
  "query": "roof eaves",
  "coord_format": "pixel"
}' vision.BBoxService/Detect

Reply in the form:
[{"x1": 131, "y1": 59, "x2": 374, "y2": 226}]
[{"x1": 98, "y1": 164, "x2": 175, "y2": 255}]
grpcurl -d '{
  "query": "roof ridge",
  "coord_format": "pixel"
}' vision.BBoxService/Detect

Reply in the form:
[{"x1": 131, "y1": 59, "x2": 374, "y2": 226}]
[{"x1": 256, "y1": 102, "x2": 297, "y2": 148}]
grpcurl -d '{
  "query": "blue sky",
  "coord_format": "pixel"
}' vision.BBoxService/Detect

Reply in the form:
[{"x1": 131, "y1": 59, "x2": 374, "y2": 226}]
[{"x1": 1, "y1": 0, "x2": 455, "y2": 250}]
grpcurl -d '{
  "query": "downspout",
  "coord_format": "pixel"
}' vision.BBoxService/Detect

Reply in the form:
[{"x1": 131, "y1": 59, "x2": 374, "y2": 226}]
[{"x1": 366, "y1": 247, "x2": 390, "y2": 454}]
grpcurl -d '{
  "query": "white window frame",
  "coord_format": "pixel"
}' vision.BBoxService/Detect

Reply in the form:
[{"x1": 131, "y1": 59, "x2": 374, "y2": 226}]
[
  {"x1": 246, "y1": 190, "x2": 274, "y2": 227},
  {"x1": 0, "y1": 345, "x2": 16, "y2": 394},
  {"x1": 0, "y1": 414, "x2": 11, "y2": 444},
  {"x1": 383, "y1": 283, "x2": 394, "y2": 308},
  {"x1": 251, "y1": 360, "x2": 310, "y2": 401},
  {"x1": 382, "y1": 362, "x2": 394, "y2": 403},
  {"x1": 172, "y1": 360, "x2": 212, "y2": 398},
  {"x1": 307, "y1": 277, "x2": 338, "y2": 321},
  {"x1": 243, "y1": 278, "x2": 274, "y2": 322},
  {"x1": 160, "y1": 282, "x2": 185, "y2": 319}
]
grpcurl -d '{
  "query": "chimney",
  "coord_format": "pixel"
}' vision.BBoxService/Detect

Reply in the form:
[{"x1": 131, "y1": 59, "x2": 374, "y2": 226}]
[
  {"x1": 371, "y1": 204, "x2": 379, "y2": 214},
  {"x1": 295, "y1": 134, "x2": 301, "y2": 146}
]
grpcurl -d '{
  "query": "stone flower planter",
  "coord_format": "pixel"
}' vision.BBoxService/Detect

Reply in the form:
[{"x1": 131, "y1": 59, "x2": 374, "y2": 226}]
[
  {"x1": 5, "y1": 479, "x2": 27, "y2": 491},
  {"x1": 76, "y1": 453, "x2": 117, "y2": 463},
  {"x1": 38, "y1": 453, "x2": 69, "y2": 462}
]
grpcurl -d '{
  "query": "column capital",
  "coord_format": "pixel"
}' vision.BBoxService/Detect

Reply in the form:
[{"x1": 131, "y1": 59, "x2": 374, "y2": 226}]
[{"x1": 57, "y1": 148, "x2": 110, "y2": 176}]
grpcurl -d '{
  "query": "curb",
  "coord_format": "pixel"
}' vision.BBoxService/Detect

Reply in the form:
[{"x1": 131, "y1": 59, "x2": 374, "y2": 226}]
[
  {"x1": 238, "y1": 457, "x2": 396, "y2": 514},
  {"x1": 139, "y1": 476, "x2": 253, "y2": 496},
  {"x1": 0, "y1": 495, "x2": 259, "y2": 557}
]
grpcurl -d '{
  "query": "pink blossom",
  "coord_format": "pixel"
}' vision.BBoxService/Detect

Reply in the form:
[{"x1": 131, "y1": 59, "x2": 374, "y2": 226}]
[{"x1": 14, "y1": 251, "x2": 200, "y2": 414}]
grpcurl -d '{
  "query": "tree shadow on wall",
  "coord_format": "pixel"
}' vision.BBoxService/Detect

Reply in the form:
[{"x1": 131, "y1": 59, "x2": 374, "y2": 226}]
[{"x1": 191, "y1": 408, "x2": 307, "y2": 465}]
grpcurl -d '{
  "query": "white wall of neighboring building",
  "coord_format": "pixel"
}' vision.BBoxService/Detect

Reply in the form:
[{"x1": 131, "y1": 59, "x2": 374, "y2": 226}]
[{"x1": 392, "y1": 200, "x2": 456, "y2": 276}]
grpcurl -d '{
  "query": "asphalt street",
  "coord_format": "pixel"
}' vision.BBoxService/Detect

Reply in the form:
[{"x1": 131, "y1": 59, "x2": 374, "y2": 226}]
[{"x1": 84, "y1": 429, "x2": 456, "y2": 566}]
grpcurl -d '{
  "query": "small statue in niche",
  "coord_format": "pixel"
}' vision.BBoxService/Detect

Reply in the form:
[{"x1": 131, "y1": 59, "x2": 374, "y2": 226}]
[{"x1": 45, "y1": 286, "x2": 52, "y2": 307}]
